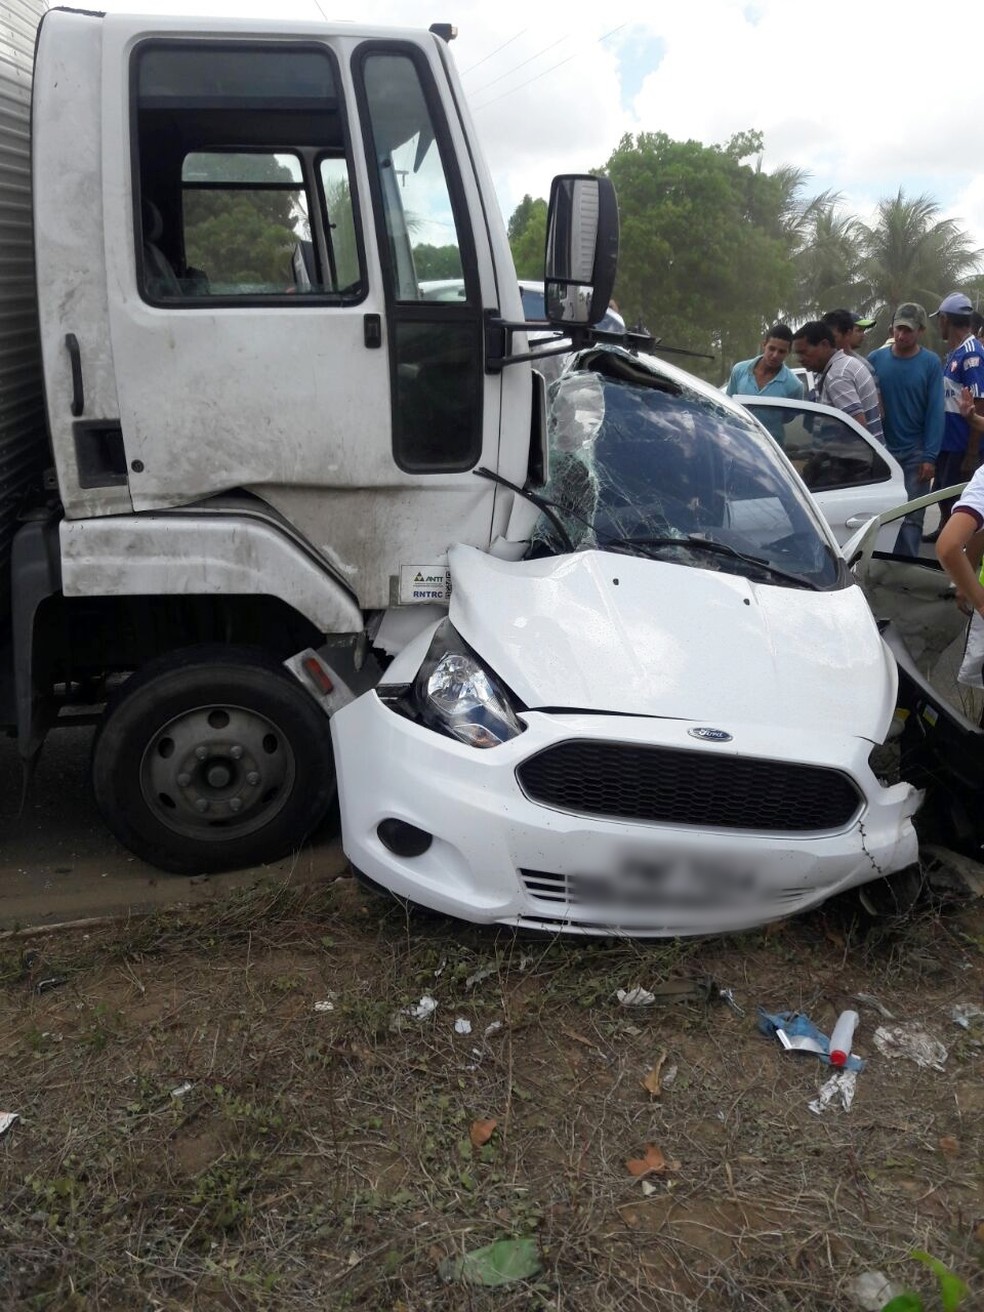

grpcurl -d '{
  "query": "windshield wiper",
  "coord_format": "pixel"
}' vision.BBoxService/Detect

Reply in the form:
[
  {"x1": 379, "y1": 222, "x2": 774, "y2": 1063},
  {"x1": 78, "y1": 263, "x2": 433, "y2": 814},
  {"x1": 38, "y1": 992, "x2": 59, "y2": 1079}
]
[
  {"x1": 602, "y1": 534, "x2": 822, "y2": 590},
  {"x1": 474, "y1": 466, "x2": 599, "y2": 554}
]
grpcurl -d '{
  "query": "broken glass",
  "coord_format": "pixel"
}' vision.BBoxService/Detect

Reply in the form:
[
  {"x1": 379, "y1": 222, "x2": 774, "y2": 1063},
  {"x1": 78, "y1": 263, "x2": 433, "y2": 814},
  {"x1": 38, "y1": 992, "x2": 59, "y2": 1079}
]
[{"x1": 529, "y1": 347, "x2": 843, "y2": 591}]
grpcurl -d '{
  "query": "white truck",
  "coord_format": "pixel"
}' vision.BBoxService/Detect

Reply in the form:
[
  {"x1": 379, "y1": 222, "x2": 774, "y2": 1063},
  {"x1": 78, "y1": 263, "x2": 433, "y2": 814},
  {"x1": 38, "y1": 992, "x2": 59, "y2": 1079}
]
[
  {"x1": 2, "y1": 3, "x2": 923, "y2": 935},
  {"x1": 0, "y1": 1, "x2": 615, "y2": 872}
]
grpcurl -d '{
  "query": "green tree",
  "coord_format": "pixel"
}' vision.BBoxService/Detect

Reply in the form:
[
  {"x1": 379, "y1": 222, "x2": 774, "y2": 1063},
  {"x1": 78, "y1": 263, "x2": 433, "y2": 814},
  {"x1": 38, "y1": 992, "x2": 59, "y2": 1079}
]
[
  {"x1": 597, "y1": 130, "x2": 796, "y2": 379},
  {"x1": 790, "y1": 193, "x2": 865, "y2": 319},
  {"x1": 856, "y1": 190, "x2": 983, "y2": 326},
  {"x1": 413, "y1": 243, "x2": 463, "y2": 279},
  {"x1": 507, "y1": 194, "x2": 548, "y2": 279},
  {"x1": 183, "y1": 153, "x2": 302, "y2": 286}
]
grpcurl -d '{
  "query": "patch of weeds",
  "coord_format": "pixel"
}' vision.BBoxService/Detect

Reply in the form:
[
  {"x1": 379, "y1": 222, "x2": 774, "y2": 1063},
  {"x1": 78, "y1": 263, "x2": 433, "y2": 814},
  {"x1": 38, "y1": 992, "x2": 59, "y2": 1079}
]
[
  {"x1": 189, "y1": 1150, "x2": 264, "y2": 1232},
  {"x1": 212, "y1": 1084, "x2": 285, "y2": 1136}
]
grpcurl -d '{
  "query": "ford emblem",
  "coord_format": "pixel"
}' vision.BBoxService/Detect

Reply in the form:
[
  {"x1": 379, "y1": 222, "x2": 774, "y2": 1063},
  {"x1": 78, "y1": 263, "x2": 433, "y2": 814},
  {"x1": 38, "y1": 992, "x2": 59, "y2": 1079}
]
[{"x1": 688, "y1": 727, "x2": 732, "y2": 743}]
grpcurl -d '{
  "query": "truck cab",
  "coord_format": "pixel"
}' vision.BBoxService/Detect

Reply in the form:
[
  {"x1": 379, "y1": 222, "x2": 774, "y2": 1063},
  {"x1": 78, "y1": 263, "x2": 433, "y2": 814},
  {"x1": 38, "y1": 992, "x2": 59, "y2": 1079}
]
[{"x1": 3, "y1": 7, "x2": 616, "y2": 872}]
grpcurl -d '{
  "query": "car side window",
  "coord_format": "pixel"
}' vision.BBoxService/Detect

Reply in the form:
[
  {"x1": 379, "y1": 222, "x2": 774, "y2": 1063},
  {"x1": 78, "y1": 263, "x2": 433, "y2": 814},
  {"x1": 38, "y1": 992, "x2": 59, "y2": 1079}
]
[{"x1": 746, "y1": 406, "x2": 892, "y2": 492}]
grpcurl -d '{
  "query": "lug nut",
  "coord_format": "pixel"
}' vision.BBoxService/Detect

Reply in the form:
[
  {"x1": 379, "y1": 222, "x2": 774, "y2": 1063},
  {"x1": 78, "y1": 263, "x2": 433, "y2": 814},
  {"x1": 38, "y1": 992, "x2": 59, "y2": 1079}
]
[
  {"x1": 230, "y1": 745, "x2": 244, "y2": 760},
  {"x1": 195, "y1": 798, "x2": 209, "y2": 813},
  {"x1": 195, "y1": 746, "x2": 208, "y2": 761},
  {"x1": 177, "y1": 772, "x2": 191, "y2": 787},
  {"x1": 229, "y1": 797, "x2": 243, "y2": 813},
  {"x1": 246, "y1": 771, "x2": 260, "y2": 786}
]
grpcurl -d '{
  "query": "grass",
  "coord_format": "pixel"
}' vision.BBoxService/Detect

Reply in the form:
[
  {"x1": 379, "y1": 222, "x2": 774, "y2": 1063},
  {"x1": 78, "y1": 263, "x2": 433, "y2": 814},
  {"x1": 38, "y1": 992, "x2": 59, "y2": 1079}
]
[{"x1": 0, "y1": 875, "x2": 982, "y2": 1310}]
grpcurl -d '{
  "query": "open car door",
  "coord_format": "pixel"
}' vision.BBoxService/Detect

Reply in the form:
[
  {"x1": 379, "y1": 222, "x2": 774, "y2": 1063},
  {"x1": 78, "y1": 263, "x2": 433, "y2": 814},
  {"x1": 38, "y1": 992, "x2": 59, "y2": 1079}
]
[{"x1": 736, "y1": 396, "x2": 906, "y2": 551}]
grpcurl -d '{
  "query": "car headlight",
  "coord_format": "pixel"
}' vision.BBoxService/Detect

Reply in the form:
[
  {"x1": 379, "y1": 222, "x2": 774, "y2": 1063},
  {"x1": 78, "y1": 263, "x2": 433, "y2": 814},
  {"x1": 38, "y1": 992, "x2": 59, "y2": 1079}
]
[{"x1": 413, "y1": 619, "x2": 526, "y2": 749}]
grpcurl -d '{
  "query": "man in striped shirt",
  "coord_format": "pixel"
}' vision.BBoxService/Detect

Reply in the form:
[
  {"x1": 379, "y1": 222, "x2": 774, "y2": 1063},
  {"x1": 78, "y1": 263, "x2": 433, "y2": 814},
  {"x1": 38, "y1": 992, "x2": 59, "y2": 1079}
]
[{"x1": 791, "y1": 321, "x2": 884, "y2": 442}]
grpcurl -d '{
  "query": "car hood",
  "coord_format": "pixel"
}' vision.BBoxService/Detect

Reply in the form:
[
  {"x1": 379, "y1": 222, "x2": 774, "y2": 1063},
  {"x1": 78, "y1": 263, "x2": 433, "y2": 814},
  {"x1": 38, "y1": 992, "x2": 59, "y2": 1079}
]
[{"x1": 448, "y1": 544, "x2": 895, "y2": 741}]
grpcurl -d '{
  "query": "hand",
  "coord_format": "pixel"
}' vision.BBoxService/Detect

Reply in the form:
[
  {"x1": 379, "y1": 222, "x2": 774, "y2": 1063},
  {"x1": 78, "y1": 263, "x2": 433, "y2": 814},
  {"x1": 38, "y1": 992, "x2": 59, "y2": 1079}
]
[
  {"x1": 959, "y1": 386, "x2": 976, "y2": 418},
  {"x1": 918, "y1": 461, "x2": 936, "y2": 483}
]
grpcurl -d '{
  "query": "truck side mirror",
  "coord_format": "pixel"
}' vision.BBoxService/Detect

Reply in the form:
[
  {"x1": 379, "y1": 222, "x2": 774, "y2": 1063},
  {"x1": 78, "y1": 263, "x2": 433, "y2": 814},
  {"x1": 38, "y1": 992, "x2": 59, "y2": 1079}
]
[{"x1": 543, "y1": 175, "x2": 618, "y2": 328}]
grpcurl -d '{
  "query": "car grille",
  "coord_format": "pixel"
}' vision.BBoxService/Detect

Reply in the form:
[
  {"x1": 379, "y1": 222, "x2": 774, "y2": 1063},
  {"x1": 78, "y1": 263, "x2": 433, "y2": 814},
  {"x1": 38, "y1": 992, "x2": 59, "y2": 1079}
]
[{"x1": 515, "y1": 741, "x2": 862, "y2": 832}]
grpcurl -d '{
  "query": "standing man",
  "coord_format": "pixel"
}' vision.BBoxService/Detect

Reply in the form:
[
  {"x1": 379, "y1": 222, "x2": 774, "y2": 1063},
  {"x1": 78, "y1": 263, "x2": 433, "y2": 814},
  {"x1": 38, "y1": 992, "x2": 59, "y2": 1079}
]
[
  {"x1": 923, "y1": 292, "x2": 984, "y2": 543},
  {"x1": 821, "y1": 309, "x2": 879, "y2": 380},
  {"x1": 868, "y1": 303, "x2": 944, "y2": 556},
  {"x1": 726, "y1": 324, "x2": 804, "y2": 400},
  {"x1": 791, "y1": 321, "x2": 883, "y2": 440}
]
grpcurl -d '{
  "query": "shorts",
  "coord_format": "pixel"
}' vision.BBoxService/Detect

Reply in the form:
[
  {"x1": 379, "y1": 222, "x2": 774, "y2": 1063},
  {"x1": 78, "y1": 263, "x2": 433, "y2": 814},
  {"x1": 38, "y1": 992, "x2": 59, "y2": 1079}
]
[{"x1": 958, "y1": 611, "x2": 984, "y2": 686}]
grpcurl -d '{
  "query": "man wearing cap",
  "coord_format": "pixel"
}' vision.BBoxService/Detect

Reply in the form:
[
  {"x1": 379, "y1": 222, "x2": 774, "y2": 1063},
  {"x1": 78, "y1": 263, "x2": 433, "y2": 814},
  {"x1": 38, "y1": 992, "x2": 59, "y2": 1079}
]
[
  {"x1": 923, "y1": 292, "x2": 984, "y2": 542},
  {"x1": 869, "y1": 303, "x2": 945, "y2": 556},
  {"x1": 821, "y1": 309, "x2": 879, "y2": 380},
  {"x1": 791, "y1": 321, "x2": 883, "y2": 441}
]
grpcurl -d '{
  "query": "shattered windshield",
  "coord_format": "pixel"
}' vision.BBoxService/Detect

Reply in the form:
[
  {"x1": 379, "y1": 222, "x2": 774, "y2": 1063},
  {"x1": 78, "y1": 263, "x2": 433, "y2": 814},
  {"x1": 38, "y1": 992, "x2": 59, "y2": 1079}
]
[{"x1": 529, "y1": 349, "x2": 843, "y2": 591}]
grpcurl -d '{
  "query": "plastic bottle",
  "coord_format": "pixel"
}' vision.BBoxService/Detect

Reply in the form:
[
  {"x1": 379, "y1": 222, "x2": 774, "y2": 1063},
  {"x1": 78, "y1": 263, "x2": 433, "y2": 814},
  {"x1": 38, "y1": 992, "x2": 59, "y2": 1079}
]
[{"x1": 828, "y1": 1010, "x2": 859, "y2": 1067}]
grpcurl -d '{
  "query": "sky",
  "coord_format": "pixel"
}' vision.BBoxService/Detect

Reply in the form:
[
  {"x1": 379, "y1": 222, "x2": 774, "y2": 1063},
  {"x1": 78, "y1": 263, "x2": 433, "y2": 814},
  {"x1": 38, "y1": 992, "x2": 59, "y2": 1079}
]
[{"x1": 98, "y1": 0, "x2": 984, "y2": 263}]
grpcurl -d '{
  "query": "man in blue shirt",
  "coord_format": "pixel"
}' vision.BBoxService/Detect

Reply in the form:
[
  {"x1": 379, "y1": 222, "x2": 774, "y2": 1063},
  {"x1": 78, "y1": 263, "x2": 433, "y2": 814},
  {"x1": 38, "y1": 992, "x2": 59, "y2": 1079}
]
[
  {"x1": 869, "y1": 303, "x2": 945, "y2": 556},
  {"x1": 922, "y1": 291, "x2": 984, "y2": 542},
  {"x1": 726, "y1": 324, "x2": 805, "y2": 401}
]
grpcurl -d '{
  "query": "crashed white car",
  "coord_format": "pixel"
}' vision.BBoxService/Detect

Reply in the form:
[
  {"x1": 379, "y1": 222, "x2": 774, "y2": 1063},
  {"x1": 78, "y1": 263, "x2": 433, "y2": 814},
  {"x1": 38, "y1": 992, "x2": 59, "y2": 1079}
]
[{"x1": 331, "y1": 346, "x2": 921, "y2": 936}]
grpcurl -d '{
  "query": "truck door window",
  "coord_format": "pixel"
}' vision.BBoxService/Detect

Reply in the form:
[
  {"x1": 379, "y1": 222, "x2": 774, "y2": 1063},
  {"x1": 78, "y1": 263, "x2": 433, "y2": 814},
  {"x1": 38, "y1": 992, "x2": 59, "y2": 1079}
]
[
  {"x1": 358, "y1": 49, "x2": 482, "y2": 472},
  {"x1": 133, "y1": 43, "x2": 363, "y2": 304}
]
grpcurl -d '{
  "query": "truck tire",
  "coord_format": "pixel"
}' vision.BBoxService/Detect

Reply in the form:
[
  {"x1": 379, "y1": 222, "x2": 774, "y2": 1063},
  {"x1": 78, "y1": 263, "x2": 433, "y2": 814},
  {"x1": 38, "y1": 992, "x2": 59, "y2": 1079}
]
[{"x1": 91, "y1": 645, "x2": 336, "y2": 873}]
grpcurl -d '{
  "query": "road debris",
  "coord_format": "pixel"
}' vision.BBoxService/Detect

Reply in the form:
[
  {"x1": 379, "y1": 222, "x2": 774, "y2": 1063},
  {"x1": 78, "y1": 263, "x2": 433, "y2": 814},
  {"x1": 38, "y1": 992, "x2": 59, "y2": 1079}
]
[
  {"x1": 169, "y1": 1082, "x2": 193, "y2": 1099},
  {"x1": 852, "y1": 992, "x2": 895, "y2": 1019},
  {"x1": 0, "y1": 1112, "x2": 18, "y2": 1138},
  {"x1": 951, "y1": 1003, "x2": 984, "y2": 1029},
  {"x1": 465, "y1": 964, "x2": 497, "y2": 991},
  {"x1": 313, "y1": 997, "x2": 336, "y2": 1013},
  {"x1": 616, "y1": 987, "x2": 656, "y2": 1007},
  {"x1": 468, "y1": 1117, "x2": 496, "y2": 1147},
  {"x1": 392, "y1": 995, "x2": 438, "y2": 1028},
  {"x1": 625, "y1": 1143, "x2": 680, "y2": 1177},
  {"x1": 439, "y1": 1236, "x2": 541, "y2": 1287},
  {"x1": 758, "y1": 1008, "x2": 865, "y2": 1071},
  {"x1": 808, "y1": 1069, "x2": 857, "y2": 1115},
  {"x1": 454, "y1": 1017, "x2": 472, "y2": 1035},
  {"x1": 641, "y1": 1050, "x2": 668, "y2": 1096},
  {"x1": 872, "y1": 1023, "x2": 947, "y2": 1070},
  {"x1": 845, "y1": 1269, "x2": 905, "y2": 1310},
  {"x1": 829, "y1": 1009, "x2": 860, "y2": 1066}
]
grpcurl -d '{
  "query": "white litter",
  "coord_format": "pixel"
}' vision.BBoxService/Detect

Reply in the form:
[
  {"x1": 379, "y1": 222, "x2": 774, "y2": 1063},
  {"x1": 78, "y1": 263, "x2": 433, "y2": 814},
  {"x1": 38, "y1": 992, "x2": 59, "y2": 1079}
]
[
  {"x1": 852, "y1": 992, "x2": 895, "y2": 1019},
  {"x1": 808, "y1": 1069, "x2": 857, "y2": 1115},
  {"x1": 403, "y1": 995, "x2": 438, "y2": 1021},
  {"x1": 314, "y1": 999, "x2": 336, "y2": 1013},
  {"x1": 616, "y1": 987, "x2": 656, "y2": 1007},
  {"x1": 873, "y1": 1023, "x2": 947, "y2": 1070},
  {"x1": 454, "y1": 1017, "x2": 472, "y2": 1035},
  {"x1": 0, "y1": 1112, "x2": 19, "y2": 1137},
  {"x1": 844, "y1": 1270, "x2": 905, "y2": 1311},
  {"x1": 951, "y1": 1003, "x2": 984, "y2": 1029},
  {"x1": 170, "y1": 1082, "x2": 193, "y2": 1099},
  {"x1": 465, "y1": 965, "x2": 497, "y2": 991},
  {"x1": 483, "y1": 1021, "x2": 503, "y2": 1038}
]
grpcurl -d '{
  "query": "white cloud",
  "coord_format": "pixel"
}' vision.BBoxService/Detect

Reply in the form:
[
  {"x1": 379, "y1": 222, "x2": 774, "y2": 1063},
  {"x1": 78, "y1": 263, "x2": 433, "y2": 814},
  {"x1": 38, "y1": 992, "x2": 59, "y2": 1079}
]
[{"x1": 98, "y1": 0, "x2": 984, "y2": 245}]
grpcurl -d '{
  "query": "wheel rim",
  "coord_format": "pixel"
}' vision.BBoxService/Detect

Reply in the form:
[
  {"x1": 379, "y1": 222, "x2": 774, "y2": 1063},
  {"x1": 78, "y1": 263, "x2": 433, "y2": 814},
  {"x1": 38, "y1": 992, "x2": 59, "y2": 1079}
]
[{"x1": 139, "y1": 702, "x2": 297, "y2": 842}]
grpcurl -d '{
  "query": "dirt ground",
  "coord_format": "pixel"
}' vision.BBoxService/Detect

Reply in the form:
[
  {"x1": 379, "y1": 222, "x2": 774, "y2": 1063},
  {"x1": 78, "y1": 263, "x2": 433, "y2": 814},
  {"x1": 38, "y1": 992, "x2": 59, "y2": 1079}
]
[{"x1": 0, "y1": 872, "x2": 982, "y2": 1311}]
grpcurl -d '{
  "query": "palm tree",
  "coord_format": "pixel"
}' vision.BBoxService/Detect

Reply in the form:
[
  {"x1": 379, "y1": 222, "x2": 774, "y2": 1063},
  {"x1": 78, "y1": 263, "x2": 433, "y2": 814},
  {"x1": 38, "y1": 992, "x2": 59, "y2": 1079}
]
[
  {"x1": 790, "y1": 193, "x2": 865, "y2": 319},
  {"x1": 857, "y1": 190, "x2": 983, "y2": 323}
]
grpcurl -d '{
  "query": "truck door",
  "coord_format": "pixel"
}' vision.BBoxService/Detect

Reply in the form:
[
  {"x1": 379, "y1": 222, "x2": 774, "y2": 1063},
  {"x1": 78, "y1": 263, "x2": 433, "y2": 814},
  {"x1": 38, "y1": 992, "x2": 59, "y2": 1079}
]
[{"x1": 95, "y1": 18, "x2": 501, "y2": 607}]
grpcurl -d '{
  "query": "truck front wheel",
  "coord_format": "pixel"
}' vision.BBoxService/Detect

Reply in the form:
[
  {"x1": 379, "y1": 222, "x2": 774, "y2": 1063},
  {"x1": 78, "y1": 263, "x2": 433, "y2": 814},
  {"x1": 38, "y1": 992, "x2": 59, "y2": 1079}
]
[{"x1": 92, "y1": 646, "x2": 336, "y2": 873}]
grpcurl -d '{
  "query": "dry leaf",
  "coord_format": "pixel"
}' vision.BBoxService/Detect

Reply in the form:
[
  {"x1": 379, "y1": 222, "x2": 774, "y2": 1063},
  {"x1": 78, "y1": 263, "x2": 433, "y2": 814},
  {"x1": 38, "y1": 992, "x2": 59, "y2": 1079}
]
[
  {"x1": 626, "y1": 1143, "x2": 680, "y2": 1177},
  {"x1": 642, "y1": 1051, "x2": 668, "y2": 1097},
  {"x1": 470, "y1": 1117, "x2": 497, "y2": 1147},
  {"x1": 974, "y1": 1221, "x2": 984, "y2": 1245},
  {"x1": 939, "y1": 1135, "x2": 959, "y2": 1157}
]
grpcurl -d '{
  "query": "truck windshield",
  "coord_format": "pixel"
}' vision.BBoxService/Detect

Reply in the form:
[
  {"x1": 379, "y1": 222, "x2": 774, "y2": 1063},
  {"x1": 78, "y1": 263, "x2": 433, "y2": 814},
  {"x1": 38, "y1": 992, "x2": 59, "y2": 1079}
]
[{"x1": 529, "y1": 349, "x2": 843, "y2": 591}]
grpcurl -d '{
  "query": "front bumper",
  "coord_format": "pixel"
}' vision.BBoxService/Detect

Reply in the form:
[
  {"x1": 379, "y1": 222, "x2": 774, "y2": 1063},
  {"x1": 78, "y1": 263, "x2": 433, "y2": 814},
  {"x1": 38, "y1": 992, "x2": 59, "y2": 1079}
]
[{"x1": 331, "y1": 694, "x2": 922, "y2": 937}]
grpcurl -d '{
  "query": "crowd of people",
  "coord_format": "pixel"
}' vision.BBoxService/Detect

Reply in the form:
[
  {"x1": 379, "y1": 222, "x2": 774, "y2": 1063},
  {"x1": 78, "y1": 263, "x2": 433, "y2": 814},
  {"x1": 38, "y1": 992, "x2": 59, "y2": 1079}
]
[{"x1": 726, "y1": 293, "x2": 984, "y2": 687}]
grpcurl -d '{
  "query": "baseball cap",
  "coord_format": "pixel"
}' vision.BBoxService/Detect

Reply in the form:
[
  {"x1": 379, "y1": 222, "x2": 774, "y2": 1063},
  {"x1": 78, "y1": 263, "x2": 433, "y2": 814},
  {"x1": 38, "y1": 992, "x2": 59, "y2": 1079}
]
[
  {"x1": 893, "y1": 302, "x2": 928, "y2": 331},
  {"x1": 851, "y1": 312, "x2": 877, "y2": 329},
  {"x1": 931, "y1": 291, "x2": 975, "y2": 317}
]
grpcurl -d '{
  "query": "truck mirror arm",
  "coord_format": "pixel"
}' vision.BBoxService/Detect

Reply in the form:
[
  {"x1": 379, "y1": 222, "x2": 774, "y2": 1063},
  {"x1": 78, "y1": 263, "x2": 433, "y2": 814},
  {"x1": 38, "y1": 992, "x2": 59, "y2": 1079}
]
[{"x1": 483, "y1": 312, "x2": 661, "y2": 374}]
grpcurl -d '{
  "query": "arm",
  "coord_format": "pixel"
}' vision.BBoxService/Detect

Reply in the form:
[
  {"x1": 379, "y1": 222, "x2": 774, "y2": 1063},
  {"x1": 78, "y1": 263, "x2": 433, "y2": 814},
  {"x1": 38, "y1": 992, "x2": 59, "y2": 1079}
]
[
  {"x1": 937, "y1": 511, "x2": 984, "y2": 616},
  {"x1": 725, "y1": 364, "x2": 741, "y2": 397},
  {"x1": 921, "y1": 356, "x2": 945, "y2": 481}
]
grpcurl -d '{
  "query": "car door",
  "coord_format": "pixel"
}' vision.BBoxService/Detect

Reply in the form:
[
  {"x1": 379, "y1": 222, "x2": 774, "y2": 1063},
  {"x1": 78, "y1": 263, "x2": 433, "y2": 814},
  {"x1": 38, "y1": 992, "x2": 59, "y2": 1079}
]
[{"x1": 736, "y1": 396, "x2": 906, "y2": 551}]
